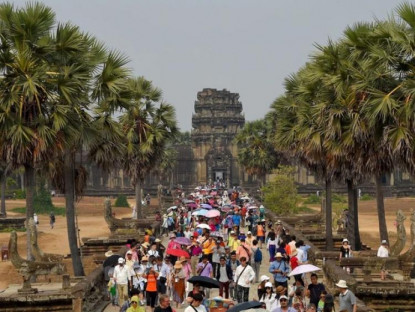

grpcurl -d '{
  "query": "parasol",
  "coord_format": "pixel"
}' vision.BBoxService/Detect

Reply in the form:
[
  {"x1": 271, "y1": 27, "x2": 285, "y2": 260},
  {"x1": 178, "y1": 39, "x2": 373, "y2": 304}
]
[
  {"x1": 187, "y1": 203, "x2": 198, "y2": 209},
  {"x1": 227, "y1": 301, "x2": 263, "y2": 312},
  {"x1": 248, "y1": 205, "x2": 258, "y2": 210},
  {"x1": 174, "y1": 237, "x2": 192, "y2": 246},
  {"x1": 103, "y1": 254, "x2": 122, "y2": 268},
  {"x1": 201, "y1": 203, "x2": 213, "y2": 209},
  {"x1": 197, "y1": 223, "x2": 211, "y2": 230},
  {"x1": 166, "y1": 248, "x2": 190, "y2": 258},
  {"x1": 288, "y1": 264, "x2": 321, "y2": 276},
  {"x1": 192, "y1": 209, "x2": 208, "y2": 216},
  {"x1": 188, "y1": 276, "x2": 220, "y2": 288},
  {"x1": 206, "y1": 209, "x2": 220, "y2": 218}
]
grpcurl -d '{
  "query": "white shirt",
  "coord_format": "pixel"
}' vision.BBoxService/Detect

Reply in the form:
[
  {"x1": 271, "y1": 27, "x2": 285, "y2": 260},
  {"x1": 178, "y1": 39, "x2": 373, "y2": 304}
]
[
  {"x1": 234, "y1": 264, "x2": 255, "y2": 287},
  {"x1": 184, "y1": 230, "x2": 192, "y2": 239},
  {"x1": 260, "y1": 294, "x2": 276, "y2": 311},
  {"x1": 113, "y1": 264, "x2": 132, "y2": 285},
  {"x1": 184, "y1": 305, "x2": 207, "y2": 312},
  {"x1": 296, "y1": 248, "x2": 304, "y2": 264},
  {"x1": 377, "y1": 245, "x2": 389, "y2": 258},
  {"x1": 147, "y1": 249, "x2": 159, "y2": 258}
]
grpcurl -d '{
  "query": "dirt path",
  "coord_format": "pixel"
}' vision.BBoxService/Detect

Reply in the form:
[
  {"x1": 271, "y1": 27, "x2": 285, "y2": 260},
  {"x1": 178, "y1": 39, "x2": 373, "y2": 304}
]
[{"x1": 1, "y1": 196, "x2": 414, "y2": 292}]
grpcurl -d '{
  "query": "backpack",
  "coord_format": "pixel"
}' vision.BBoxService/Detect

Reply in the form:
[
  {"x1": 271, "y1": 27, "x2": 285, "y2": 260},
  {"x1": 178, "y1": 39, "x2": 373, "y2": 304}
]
[{"x1": 254, "y1": 248, "x2": 262, "y2": 262}]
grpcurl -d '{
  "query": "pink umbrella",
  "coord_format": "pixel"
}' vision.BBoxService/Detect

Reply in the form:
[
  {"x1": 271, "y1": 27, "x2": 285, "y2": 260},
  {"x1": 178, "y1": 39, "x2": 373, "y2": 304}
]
[{"x1": 206, "y1": 209, "x2": 220, "y2": 218}]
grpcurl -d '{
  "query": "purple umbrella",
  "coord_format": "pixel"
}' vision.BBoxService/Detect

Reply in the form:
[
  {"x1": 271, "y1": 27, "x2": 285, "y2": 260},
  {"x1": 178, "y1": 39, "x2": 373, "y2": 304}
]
[
  {"x1": 201, "y1": 203, "x2": 212, "y2": 209},
  {"x1": 187, "y1": 203, "x2": 198, "y2": 209},
  {"x1": 174, "y1": 237, "x2": 192, "y2": 246}
]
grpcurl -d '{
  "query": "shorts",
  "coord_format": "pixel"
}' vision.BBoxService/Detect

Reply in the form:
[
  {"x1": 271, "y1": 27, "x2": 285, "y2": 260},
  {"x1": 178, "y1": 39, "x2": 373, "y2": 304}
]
[
  {"x1": 146, "y1": 291, "x2": 158, "y2": 307},
  {"x1": 257, "y1": 236, "x2": 265, "y2": 242}
]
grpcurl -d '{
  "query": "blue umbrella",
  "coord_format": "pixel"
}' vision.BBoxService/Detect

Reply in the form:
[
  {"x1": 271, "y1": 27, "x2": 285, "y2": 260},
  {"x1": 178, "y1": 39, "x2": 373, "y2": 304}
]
[
  {"x1": 201, "y1": 203, "x2": 212, "y2": 209},
  {"x1": 192, "y1": 209, "x2": 208, "y2": 216}
]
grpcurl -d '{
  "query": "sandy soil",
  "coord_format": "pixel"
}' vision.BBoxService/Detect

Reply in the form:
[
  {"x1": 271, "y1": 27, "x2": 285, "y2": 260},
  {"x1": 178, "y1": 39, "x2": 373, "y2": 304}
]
[{"x1": 1, "y1": 196, "x2": 414, "y2": 291}]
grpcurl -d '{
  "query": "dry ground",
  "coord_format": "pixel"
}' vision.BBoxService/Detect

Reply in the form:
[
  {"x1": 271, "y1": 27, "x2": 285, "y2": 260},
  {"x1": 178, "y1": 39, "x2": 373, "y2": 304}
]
[{"x1": 1, "y1": 196, "x2": 414, "y2": 291}]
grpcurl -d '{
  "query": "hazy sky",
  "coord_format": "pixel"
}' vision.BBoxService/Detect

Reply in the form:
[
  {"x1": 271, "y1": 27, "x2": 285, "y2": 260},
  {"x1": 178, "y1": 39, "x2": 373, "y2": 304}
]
[{"x1": 13, "y1": 0, "x2": 405, "y2": 130}]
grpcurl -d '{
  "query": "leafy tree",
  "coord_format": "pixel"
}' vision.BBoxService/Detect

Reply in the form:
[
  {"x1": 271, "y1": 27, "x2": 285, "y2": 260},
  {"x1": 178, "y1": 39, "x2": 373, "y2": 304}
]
[{"x1": 261, "y1": 166, "x2": 299, "y2": 215}]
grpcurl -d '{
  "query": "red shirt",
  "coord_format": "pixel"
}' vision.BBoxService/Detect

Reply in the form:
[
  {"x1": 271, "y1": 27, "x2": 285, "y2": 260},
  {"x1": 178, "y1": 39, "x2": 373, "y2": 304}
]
[{"x1": 290, "y1": 256, "x2": 299, "y2": 270}]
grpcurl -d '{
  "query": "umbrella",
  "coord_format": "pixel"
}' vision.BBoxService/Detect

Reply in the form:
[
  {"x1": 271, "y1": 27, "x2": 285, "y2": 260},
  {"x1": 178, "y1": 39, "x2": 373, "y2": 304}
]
[
  {"x1": 248, "y1": 205, "x2": 258, "y2": 210},
  {"x1": 206, "y1": 209, "x2": 220, "y2": 218},
  {"x1": 188, "y1": 276, "x2": 220, "y2": 288},
  {"x1": 220, "y1": 206, "x2": 232, "y2": 212},
  {"x1": 241, "y1": 196, "x2": 251, "y2": 200},
  {"x1": 192, "y1": 209, "x2": 208, "y2": 216},
  {"x1": 103, "y1": 254, "x2": 122, "y2": 267},
  {"x1": 288, "y1": 264, "x2": 321, "y2": 276},
  {"x1": 187, "y1": 203, "x2": 198, "y2": 209},
  {"x1": 242, "y1": 309, "x2": 267, "y2": 312},
  {"x1": 174, "y1": 237, "x2": 192, "y2": 246},
  {"x1": 197, "y1": 223, "x2": 211, "y2": 230},
  {"x1": 227, "y1": 301, "x2": 263, "y2": 312},
  {"x1": 166, "y1": 248, "x2": 190, "y2": 258},
  {"x1": 210, "y1": 231, "x2": 223, "y2": 238},
  {"x1": 201, "y1": 203, "x2": 212, "y2": 209},
  {"x1": 183, "y1": 199, "x2": 194, "y2": 204}
]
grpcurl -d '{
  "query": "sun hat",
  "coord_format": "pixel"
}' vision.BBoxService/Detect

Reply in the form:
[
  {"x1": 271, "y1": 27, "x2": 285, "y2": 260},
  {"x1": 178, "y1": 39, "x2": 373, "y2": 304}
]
[
  {"x1": 342, "y1": 238, "x2": 349, "y2": 243},
  {"x1": 260, "y1": 275, "x2": 270, "y2": 282},
  {"x1": 336, "y1": 280, "x2": 348, "y2": 288},
  {"x1": 174, "y1": 261, "x2": 183, "y2": 269},
  {"x1": 230, "y1": 231, "x2": 235, "y2": 234},
  {"x1": 179, "y1": 256, "x2": 187, "y2": 262},
  {"x1": 265, "y1": 281, "x2": 273, "y2": 288},
  {"x1": 155, "y1": 238, "x2": 161, "y2": 243},
  {"x1": 141, "y1": 256, "x2": 149, "y2": 262},
  {"x1": 381, "y1": 240, "x2": 388, "y2": 245},
  {"x1": 275, "y1": 252, "x2": 283, "y2": 258},
  {"x1": 105, "y1": 250, "x2": 113, "y2": 257},
  {"x1": 118, "y1": 257, "x2": 125, "y2": 264},
  {"x1": 279, "y1": 295, "x2": 288, "y2": 300},
  {"x1": 276, "y1": 285, "x2": 286, "y2": 294}
]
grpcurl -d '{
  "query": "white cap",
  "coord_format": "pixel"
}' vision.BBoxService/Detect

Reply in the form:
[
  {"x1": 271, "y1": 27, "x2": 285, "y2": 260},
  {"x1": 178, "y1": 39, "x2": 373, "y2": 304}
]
[
  {"x1": 381, "y1": 240, "x2": 388, "y2": 244},
  {"x1": 247, "y1": 231, "x2": 252, "y2": 235},
  {"x1": 265, "y1": 281, "x2": 273, "y2": 288},
  {"x1": 230, "y1": 231, "x2": 235, "y2": 234},
  {"x1": 126, "y1": 250, "x2": 133, "y2": 255},
  {"x1": 260, "y1": 275, "x2": 270, "y2": 282},
  {"x1": 118, "y1": 257, "x2": 125, "y2": 264},
  {"x1": 279, "y1": 295, "x2": 288, "y2": 300},
  {"x1": 342, "y1": 238, "x2": 349, "y2": 243}
]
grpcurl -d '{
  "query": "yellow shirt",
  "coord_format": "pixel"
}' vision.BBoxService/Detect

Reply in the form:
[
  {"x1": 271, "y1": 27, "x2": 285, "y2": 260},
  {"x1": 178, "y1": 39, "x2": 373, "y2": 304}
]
[{"x1": 202, "y1": 240, "x2": 216, "y2": 255}]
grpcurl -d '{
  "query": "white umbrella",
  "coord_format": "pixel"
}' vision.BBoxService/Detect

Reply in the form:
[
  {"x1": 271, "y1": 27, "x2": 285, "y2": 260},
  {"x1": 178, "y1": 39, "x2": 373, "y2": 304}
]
[
  {"x1": 197, "y1": 223, "x2": 211, "y2": 230},
  {"x1": 288, "y1": 264, "x2": 321, "y2": 276},
  {"x1": 192, "y1": 209, "x2": 208, "y2": 216}
]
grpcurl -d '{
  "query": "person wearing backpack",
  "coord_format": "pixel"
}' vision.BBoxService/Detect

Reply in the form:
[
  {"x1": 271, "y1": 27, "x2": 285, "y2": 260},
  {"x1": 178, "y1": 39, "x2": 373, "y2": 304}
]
[{"x1": 252, "y1": 239, "x2": 262, "y2": 283}]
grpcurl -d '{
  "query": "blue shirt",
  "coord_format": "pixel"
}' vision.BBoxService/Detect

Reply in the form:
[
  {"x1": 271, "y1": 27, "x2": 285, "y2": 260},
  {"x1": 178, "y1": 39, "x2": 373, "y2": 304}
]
[
  {"x1": 232, "y1": 215, "x2": 241, "y2": 226},
  {"x1": 269, "y1": 260, "x2": 289, "y2": 282},
  {"x1": 299, "y1": 245, "x2": 311, "y2": 262}
]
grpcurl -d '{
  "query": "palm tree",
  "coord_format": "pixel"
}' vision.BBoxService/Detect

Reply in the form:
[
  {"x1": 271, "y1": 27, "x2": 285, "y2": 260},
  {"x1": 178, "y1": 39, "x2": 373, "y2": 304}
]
[
  {"x1": 235, "y1": 120, "x2": 280, "y2": 186},
  {"x1": 120, "y1": 77, "x2": 178, "y2": 219}
]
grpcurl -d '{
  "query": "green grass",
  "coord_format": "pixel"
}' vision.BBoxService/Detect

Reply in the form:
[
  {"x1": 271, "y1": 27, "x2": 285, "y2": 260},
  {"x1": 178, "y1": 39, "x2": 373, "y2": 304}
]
[
  {"x1": 360, "y1": 194, "x2": 373, "y2": 201},
  {"x1": 297, "y1": 205, "x2": 315, "y2": 213},
  {"x1": 11, "y1": 206, "x2": 66, "y2": 216},
  {"x1": 0, "y1": 227, "x2": 26, "y2": 232},
  {"x1": 303, "y1": 194, "x2": 321, "y2": 204}
]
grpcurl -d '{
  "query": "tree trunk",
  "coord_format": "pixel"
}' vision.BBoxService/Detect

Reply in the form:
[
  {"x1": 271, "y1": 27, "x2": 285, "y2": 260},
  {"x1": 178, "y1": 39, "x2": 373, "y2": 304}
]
[
  {"x1": 135, "y1": 179, "x2": 143, "y2": 219},
  {"x1": 375, "y1": 174, "x2": 389, "y2": 243},
  {"x1": 325, "y1": 177, "x2": 333, "y2": 250},
  {"x1": 64, "y1": 151, "x2": 85, "y2": 276},
  {"x1": 1, "y1": 169, "x2": 6, "y2": 217},
  {"x1": 20, "y1": 172, "x2": 24, "y2": 191},
  {"x1": 346, "y1": 179, "x2": 361, "y2": 251},
  {"x1": 24, "y1": 164, "x2": 35, "y2": 261}
]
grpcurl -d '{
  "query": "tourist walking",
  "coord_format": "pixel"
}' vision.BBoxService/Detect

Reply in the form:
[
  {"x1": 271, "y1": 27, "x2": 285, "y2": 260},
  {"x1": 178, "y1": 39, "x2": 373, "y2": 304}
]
[
  {"x1": 336, "y1": 280, "x2": 357, "y2": 312},
  {"x1": 271, "y1": 295, "x2": 296, "y2": 312},
  {"x1": 377, "y1": 240, "x2": 389, "y2": 280},
  {"x1": 145, "y1": 265, "x2": 159, "y2": 312},
  {"x1": 154, "y1": 294, "x2": 173, "y2": 312},
  {"x1": 306, "y1": 273, "x2": 326, "y2": 307},
  {"x1": 267, "y1": 231, "x2": 277, "y2": 262},
  {"x1": 259, "y1": 281, "x2": 276, "y2": 310},
  {"x1": 234, "y1": 256, "x2": 255, "y2": 303},
  {"x1": 215, "y1": 256, "x2": 233, "y2": 298},
  {"x1": 170, "y1": 261, "x2": 186, "y2": 309},
  {"x1": 339, "y1": 238, "x2": 352, "y2": 273},
  {"x1": 227, "y1": 252, "x2": 240, "y2": 300},
  {"x1": 49, "y1": 212, "x2": 55, "y2": 229},
  {"x1": 113, "y1": 258, "x2": 132, "y2": 307},
  {"x1": 269, "y1": 252, "x2": 290, "y2": 288},
  {"x1": 184, "y1": 293, "x2": 206, "y2": 312}
]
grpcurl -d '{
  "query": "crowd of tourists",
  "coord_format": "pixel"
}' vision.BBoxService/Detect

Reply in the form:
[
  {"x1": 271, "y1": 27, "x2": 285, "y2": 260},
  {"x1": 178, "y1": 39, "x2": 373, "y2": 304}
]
[{"x1": 104, "y1": 186, "x2": 358, "y2": 312}]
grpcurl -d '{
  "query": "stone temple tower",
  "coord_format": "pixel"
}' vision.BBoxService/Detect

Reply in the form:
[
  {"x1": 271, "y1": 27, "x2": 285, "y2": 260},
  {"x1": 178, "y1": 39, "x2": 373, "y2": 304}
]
[{"x1": 191, "y1": 88, "x2": 245, "y2": 186}]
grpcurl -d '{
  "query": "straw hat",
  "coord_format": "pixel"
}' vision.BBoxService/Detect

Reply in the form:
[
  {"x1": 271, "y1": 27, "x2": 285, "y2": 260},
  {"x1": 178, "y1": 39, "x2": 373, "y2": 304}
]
[
  {"x1": 105, "y1": 250, "x2": 113, "y2": 257},
  {"x1": 276, "y1": 285, "x2": 286, "y2": 294},
  {"x1": 179, "y1": 256, "x2": 187, "y2": 262},
  {"x1": 174, "y1": 261, "x2": 183, "y2": 269},
  {"x1": 336, "y1": 280, "x2": 348, "y2": 288},
  {"x1": 155, "y1": 238, "x2": 161, "y2": 243},
  {"x1": 141, "y1": 256, "x2": 149, "y2": 262},
  {"x1": 275, "y1": 252, "x2": 283, "y2": 258}
]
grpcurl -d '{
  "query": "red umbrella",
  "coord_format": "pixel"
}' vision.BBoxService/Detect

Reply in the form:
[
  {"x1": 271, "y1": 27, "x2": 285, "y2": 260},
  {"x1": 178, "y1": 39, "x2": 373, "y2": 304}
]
[{"x1": 166, "y1": 248, "x2": 190, "y2": 258}]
